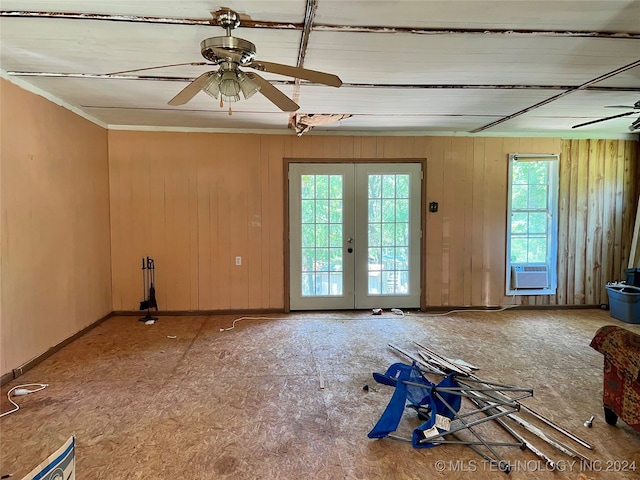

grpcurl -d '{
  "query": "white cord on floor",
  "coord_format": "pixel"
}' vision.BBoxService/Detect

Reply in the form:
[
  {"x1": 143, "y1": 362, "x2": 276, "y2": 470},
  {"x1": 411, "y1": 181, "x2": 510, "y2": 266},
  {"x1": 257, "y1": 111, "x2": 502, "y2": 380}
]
[
  {"x1": 407, "y1": 304, "x2": 519, "y2": 317},
  {"x1": 0, "y1": 383, "x2": 48, "y2": 418},
  {"x1": 219, "y1": 316, "x2": 287, "y2": 332},
  {"x1": 218, "y1": 303, "x2": 518, "y2": 331},
  {"x1": 406, "y1": 294, "x2": 520, "y2": 317}
]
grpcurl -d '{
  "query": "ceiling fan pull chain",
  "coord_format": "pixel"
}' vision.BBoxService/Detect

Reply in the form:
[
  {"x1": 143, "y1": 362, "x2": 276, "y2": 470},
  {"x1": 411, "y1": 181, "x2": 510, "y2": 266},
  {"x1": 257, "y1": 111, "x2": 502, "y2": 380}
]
[
  {"x1": 228, "y1": 106, "x2": 233, "y2": 116},
  {"x1": 219, "y1": 97, "x2": 224, "y2": 108}
]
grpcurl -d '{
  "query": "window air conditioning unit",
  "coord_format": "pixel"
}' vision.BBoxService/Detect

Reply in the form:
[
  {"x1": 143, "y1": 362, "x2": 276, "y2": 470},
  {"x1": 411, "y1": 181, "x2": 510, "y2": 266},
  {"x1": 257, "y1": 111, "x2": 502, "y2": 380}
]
[{"x1": 511, "y1": 265, "x2": 549, "y2": 289}]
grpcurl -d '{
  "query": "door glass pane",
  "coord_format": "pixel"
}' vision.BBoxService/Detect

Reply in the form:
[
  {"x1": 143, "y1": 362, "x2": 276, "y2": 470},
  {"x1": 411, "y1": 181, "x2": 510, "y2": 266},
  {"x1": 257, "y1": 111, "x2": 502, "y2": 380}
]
[
  {"x1": 300, "y1": 175, "x2": 343, "y2": 296},
  {"x1": 367, "y1": 174, "x2": 410, "y2": 295}
]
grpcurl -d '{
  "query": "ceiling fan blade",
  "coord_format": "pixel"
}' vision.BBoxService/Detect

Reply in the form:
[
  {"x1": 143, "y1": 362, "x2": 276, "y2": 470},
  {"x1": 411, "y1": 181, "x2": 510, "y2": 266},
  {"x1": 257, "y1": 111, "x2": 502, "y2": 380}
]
[
  {"x1": 108, "y1": 62, "x2": 210, "y2": 75},
  {"x1": 248, "y1": 60, "x2": 342, "y2": 87},
  {"x1": 572, "y1": 111, "x2": 636, "y2": 129},
  {"x1": 604, "y1": 105, "x2": 638, "y2": 109},
  {"x1": 168, "y1": 71, "x2": 215, "y2": 106},
  {"x1": 247, "y1": 72, "x2": 300, "y2": 112}
]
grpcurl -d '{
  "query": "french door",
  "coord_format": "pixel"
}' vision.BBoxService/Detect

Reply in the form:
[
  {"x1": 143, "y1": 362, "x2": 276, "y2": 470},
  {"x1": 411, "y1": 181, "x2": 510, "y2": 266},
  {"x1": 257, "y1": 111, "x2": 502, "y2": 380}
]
[{"x1": 289, "y1": 163, "x2": 421, "y2": 310}]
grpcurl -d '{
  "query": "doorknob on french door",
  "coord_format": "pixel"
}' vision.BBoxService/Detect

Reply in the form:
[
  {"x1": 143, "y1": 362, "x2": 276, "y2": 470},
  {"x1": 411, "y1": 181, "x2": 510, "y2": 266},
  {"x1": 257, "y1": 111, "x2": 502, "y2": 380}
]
[{"x1": 347, "y1": 237, "x2": 354, "y2": 243}]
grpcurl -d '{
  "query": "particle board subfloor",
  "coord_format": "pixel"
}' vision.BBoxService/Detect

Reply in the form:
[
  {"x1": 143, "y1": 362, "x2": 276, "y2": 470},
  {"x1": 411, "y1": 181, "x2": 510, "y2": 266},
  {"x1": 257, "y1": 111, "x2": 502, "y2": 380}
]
[{"x1": 1, "y1": 309, "x2": 639, "y2": 479}]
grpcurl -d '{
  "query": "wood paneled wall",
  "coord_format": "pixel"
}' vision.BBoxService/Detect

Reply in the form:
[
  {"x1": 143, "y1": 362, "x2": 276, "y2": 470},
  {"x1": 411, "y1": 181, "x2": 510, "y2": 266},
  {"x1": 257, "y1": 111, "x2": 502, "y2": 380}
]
[
  {"x1": 552, "y1": 139, "x2": 639, "y2": 305},
  {"x1": 0, "y1": 80, "x2": 112, "y2": 376},
  {"x1": 108, "y1": 132, "x2": 638, "y2": 311}
]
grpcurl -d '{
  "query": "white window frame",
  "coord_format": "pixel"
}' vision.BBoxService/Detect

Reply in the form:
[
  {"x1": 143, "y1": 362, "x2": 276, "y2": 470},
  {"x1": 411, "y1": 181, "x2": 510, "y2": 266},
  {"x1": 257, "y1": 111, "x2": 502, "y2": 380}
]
[{"x1": 506, "y1": 153, "x2": 559, "y2": 295}]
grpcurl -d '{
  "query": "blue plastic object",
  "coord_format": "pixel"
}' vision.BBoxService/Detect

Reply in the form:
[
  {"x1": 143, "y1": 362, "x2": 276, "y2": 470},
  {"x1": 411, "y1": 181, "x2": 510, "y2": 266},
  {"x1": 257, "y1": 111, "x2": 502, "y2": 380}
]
[{"x1": 367, "y1": 362, "x2": 462, "y2": 448}]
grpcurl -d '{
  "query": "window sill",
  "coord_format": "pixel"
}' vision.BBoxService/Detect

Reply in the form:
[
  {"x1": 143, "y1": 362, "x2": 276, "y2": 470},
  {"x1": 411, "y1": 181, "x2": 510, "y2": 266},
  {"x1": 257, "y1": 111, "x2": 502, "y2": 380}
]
[{"x1": 506, "y1": 288, "x2": 556, "y2": 296}]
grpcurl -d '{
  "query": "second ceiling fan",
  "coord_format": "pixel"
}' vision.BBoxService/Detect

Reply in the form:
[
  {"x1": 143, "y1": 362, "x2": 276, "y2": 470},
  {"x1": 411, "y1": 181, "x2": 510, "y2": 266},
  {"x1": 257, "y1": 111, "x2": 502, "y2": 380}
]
[{"x1": 572, "y1": 100, "x2": 640, "y2": 132}]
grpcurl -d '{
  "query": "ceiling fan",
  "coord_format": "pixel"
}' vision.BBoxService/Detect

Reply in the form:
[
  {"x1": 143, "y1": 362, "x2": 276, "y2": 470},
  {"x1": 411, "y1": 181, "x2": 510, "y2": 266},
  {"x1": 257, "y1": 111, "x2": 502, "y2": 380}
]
[
  {"x1": 572, "y1": 100, "x2": 640, "y2": 131},
  {"x1": 111, "y1": 9, "x2": 342, "y2": 114}
]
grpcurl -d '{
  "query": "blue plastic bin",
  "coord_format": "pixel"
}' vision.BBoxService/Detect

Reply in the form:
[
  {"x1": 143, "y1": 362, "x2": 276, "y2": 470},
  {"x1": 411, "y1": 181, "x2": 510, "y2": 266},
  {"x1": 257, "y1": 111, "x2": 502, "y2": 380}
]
[
  {"x1": 625, "y1": 268, "x2": 640, "y2": 286},
  {"x1": 606, "y1": 284, "x2": 640, "y2": 324}
]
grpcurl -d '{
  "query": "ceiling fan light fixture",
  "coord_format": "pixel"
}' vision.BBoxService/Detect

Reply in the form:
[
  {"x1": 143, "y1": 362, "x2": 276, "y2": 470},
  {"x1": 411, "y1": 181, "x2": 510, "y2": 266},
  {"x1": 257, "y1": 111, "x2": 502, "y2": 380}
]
[
  {"x1": 201, "y1": 72, "x2": 221, "y2": 99},
  {"x1": 219, "y1": 70, "x2": 241, "y2": 102},
  {"x1": 237, "y1": 71, "x2": 260, "y2": 99}
]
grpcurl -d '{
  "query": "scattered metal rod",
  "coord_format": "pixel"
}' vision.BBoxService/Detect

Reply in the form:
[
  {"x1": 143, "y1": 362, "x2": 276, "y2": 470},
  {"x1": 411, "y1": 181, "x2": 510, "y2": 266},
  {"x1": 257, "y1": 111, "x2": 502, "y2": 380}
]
[
  {"x1": 415, "y1": 343, "x2": 593, "y2": 450},
  {"x1": 457, "y1": 376, "x2": 535, "y2": 393},
  {"x1": 418, "y1": 399, "x2": 519, "y2": 445},
  {"x1": 457, "y1": 378, "x2": 593, "y2": 450},
  {"x1": 406, "y1": 384, "x2": 528, "y2": 405},
  {"x1": 417, "y1": 351, "x2": 471, "y2": 377},
  {"x1": 467, "y1": 394, "x2": 558, "y2": 471},
  {"x1": 422, "y1": 439, "x2": 523, "y2": 447},
  {"x1": 415, "y1": 409, "x2": 521, "y2": 446},
  {"x1": 387, "y1": 429, "x2": 519, "y2": 472},
  {"x1": 430, "y1": 390, "x2": 513, "y2": 466},
  {"x1": 394, "y1": 414, "x2": 521, "y2": 448},
  {"x1": 391, "y1": 382, "x2": 555, "y2": 472},
  {"x1": 418, "y1": 350, "x2": 470, "y2": 376},
  {"x1": 388, "y1": 343, "x2": 445, "y2": 375},
  {"x1": 449, "y1": 431, "x2": 511, "y2": 474},
  {"x1": 455, "y1": 382, "x2": 536, "y2": 405},
  {"x1": 416, "y1": 353, "x2": 452, "y2": 374},
  {"x1": 488, "y1": 403, "x2": 592, "y2": 466},
  {"x1": 415, "y1": 341, "x2": 473, "y2": 375},
  {"x1": 453, "y1": 400, "x2": 519, "y2": 420},
  {"x1": 517, "y1": 403, "x2": 593, "y2": 450},
  {"x1": 393, "y1": 379, "x2": 522, "y2": 412},
  {"x1": 391, "y1": 346, "x2": 533, "y2": 404},
  {"x1": 461, "y1": 381, "x2": 586, "y2": 463}
]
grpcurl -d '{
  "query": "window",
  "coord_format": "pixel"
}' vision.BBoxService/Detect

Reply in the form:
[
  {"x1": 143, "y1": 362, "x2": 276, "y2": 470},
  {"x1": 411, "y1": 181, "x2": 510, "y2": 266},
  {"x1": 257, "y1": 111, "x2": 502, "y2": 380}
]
[{"x1": 506, "y1": 153, "x2": 559, "y2": 295}]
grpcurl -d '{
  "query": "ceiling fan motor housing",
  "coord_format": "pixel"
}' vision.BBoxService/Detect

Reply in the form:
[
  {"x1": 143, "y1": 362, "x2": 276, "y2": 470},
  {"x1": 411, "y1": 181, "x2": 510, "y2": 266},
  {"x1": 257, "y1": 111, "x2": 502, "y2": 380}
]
[
  {"x1": 215, "y1": 9, "x2": 240, "y2": 31},
  {"x1": 200, "y1": 36, "x2": 256, "y2": 65}
]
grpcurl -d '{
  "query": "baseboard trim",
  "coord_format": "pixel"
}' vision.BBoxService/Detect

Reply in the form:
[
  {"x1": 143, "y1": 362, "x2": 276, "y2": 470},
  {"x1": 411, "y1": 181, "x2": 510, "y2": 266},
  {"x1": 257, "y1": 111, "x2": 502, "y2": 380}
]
[
  {"x1": 112, "y1": 308, "x2": 286, "y2": 316},
  {"x1": 0, "y1": 371, "x2": 14, "y2": 386},
  {"x1": 510, "y1": 304, "x2": 602, "y2": 310},
  {"x1": 2, "y1": 311, "x2": 114, "y2": 386},
  {"x1": 421, "y1": 304, "x2": 601, "y2": 311}
]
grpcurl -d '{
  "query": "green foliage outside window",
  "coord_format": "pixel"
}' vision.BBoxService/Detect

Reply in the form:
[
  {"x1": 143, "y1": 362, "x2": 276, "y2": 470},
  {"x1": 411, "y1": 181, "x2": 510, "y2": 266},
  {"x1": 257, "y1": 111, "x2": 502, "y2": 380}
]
[
  {"x1": 510, "y1": 161, "x2": 550, "y2": 263},
  {"x1": 300, "y1": 172, "x2": 412, "y2": 296}
]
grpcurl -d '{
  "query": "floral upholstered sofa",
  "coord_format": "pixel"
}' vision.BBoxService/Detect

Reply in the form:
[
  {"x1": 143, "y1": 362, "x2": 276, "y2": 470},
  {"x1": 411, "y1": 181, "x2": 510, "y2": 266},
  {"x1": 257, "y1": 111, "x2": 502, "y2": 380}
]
[{"x1": 590, "y1": 325, "x2": 640, "y2": 431}]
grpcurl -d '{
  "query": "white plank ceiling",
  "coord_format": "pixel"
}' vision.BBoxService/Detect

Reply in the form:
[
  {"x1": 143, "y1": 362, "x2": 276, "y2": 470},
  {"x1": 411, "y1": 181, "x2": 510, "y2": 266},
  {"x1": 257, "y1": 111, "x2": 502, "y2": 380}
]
[{"x1": 1, "y1": 0, "x2": 639, "y2": 137}]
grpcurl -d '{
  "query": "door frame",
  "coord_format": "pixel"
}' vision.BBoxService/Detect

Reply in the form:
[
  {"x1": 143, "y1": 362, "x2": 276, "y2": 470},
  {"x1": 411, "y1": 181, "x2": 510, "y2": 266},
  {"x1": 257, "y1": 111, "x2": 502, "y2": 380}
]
[{"x1": 283, "y1": 157, "x2": 427, "y2": 312}]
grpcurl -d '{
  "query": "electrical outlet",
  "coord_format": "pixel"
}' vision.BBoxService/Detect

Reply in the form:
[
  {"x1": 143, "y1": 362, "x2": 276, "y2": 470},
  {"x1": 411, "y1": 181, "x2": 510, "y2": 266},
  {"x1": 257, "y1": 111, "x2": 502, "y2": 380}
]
[{"x1": 235, "y1": 256, "x2": 242, "y2": 266}]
